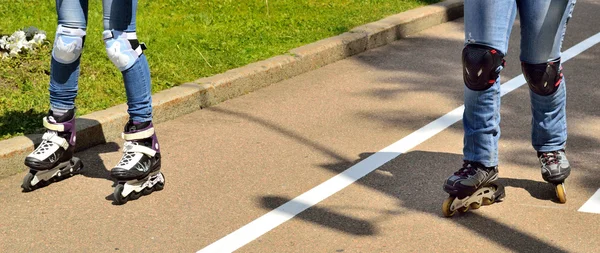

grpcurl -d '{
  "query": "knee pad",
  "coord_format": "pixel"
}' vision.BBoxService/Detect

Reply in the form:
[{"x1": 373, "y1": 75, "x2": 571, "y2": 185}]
[
  {"x1": 462, "y1": 45, "x2": 506, "y2": 91},
  {"x1": 103, "y1": 30, "x2": 146, "y2": 71},
  {"x1": 522, "y1": 59, "x2": 563, "y2": 96},
  {"x1": 52, "y1": 25, "x2": 86, "y2": 64}
]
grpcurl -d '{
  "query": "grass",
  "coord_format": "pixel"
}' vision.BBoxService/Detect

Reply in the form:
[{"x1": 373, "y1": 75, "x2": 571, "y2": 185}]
[{"x1": 0, "y1": 0, "x2": 440, "y2": 140}]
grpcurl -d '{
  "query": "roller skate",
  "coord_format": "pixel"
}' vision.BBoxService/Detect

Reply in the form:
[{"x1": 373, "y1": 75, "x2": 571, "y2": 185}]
[
  {"x1": 538, "y1": 150, "x2": 570, "y2": 203},
  {"x1": 442, "y1": 161, "x2": 505, "y2": 217},
  {"x1": 22, "y1": 109, "x2": 83, "y2": 192},
  {"x1": 110, "y1": 120, "x2": 164, "y2": 204}
]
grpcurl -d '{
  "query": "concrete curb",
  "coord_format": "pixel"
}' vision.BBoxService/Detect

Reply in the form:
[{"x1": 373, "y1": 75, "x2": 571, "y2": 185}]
[{"x1": 0, "y1": 0, "x2": 464, "y2": 179}]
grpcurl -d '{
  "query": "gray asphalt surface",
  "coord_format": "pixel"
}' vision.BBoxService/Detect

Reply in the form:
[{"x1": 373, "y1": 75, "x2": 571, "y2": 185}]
[{"x1": 2, "y1": 1, "x2": 600, "y2": 252}]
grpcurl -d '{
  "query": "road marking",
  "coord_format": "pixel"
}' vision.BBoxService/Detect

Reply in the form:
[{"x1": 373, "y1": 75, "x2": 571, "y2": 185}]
[
  {"x1": 198, "y1": 32, "x2": 600, "y2": 253},
  {"x1": 578, "y1": 189, "x2": 600, "y2": 214}
]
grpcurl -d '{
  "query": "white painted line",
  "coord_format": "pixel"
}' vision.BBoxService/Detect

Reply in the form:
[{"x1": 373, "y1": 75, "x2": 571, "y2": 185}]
[
  {"x1": 578, "y1": 189, "x2": 600, "y2": 214},
  {"x1": 198, "y1": 32, "x2": 600, "y2": 253}
]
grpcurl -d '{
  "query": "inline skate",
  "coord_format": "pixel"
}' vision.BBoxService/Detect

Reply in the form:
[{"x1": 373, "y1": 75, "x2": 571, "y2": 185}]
[
  {"x1": 538, "y1": 150, "x2": 570, "y2": 203},
  {"x1": 442, "y1": 161, "x2": 505, "y2": 217},
  {"x1": 22, "y1": 109, "x2": 83, "y2": 192},
  {"x1": 111, "y1": 120, "x2": 164, "y2": 204}
]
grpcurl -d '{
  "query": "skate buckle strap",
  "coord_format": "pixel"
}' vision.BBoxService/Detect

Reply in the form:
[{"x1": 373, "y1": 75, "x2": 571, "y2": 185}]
[
  {"x1": 124, "y1": 143, "x2": 156, "y2": 157},
  {"x1": 43, "y1": 117, "x2": 65, "y2": 132},
  {"x1": 121, "y1": 127, "x2": 155, "y2": 141},
  {"x1": 42, "y1": 132, "x2": 69, "y2": 150}
]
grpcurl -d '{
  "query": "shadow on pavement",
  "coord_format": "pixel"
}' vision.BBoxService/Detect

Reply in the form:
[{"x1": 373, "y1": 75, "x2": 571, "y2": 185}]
[
  {"x1": 77, "y1": 141, "x2": 120, "y2": 181},
  {"x1": 206, "y1": 6, "x2": 600, "y2": 250},
  {"x1": 498, "y1": 177, "x2": 556, "y2": 202},
  {"x1": 261, "y1": 196, "x2": 378, "y2": 236},
  {"x1": 211, "y1": 105, "x2": 574, "y2": 251},
  {"x1": 319, "y1": 151, "x2": 570, "y2": 252}
]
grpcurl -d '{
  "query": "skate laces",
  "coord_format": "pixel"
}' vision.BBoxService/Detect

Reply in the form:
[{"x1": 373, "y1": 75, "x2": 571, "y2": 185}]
[
  {"x1": 540, "y1": 151, "x2": 560, "y2": 166},
  {"x1": 33, "y1": 132, "x2": 57, "y2": 155},
  {"x1": 34, "y1": 116, "x2": 62, "y2": 156},
  {"x1": 117, "y1": 141, "x2": 138, "y2": 167},
  {"x1": 454, "y1": 162, "x2": 478, "y2": 177}
]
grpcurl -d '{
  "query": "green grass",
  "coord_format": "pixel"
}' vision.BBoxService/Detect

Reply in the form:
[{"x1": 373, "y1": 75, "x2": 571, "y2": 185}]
[{"x1": 0, "y1": 0, "x2": 440, "y2": 140}]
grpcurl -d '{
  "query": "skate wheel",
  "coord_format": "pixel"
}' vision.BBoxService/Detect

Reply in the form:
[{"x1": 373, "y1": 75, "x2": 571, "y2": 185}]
[
  {"x1": 470, "y1": 202, "x2": 481, "y2": 209},
  {"x1": 155, "y1": 182, "x2": 164, "y2": 191},
  {"x1": 482, "y1": 198, "x2": 494, "y2": 205},
  {"x1": 442, "y1": 197, "x2": 456, "y2": 217},
  {"x1": 556, "y1": 184, "x2": 567, "y2": 204},
  {"x1": 114, "y1": 184, "x2": 129, "y2": 205},
  {"x1": 129, "y1": 190, "x2": 141, "y2": 200},
  {"x1": 69, "y1": 157, "x2": 84, "y2": 175},
  {"x1": 154, "y1": 173, "x2": 165, "y2": 191},
  {"x1": 458, "y1": 206, "x2": 469, "y2": 213},
  {"x1": 21, "y1": 172, "x2": 36, "y2": 192},
  {"x1": 142, "y1": 187, "x2": 153, "y2": 195}
]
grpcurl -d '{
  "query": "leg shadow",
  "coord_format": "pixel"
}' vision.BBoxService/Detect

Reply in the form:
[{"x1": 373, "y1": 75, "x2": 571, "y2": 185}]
[
  {"x1": 260, "y1": 196, "x2": 378, "y2": 236},
  {"x1": 497, "y1": 177, "x2": 557, "y2": 202},
  {"x1": 317, "y1": 150, "x2": 570, "y2": 252}
]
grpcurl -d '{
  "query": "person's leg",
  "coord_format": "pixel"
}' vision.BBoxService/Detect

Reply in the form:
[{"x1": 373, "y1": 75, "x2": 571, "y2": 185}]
[
  {"x1": 50, "y1": 0, "x2": 88, "y2": 114},
  {"x1": 518, "y1": 0, "x2": 575, "y2": 153},
  {"x1": 443, "y1": 1, "x2": 518, "y2": 214},
  {"x1": 103, "y1": 0, "x2": 163, "y2": 204},
  {"x1": 518, "y1": 0, "x2": 576, "y2": 191},
  {"x1": 461, "y1": 0, "x2": 517, "y2": 167},
  {"x1": 103, "y1": 0, "x2": 152, "y2": 123},
  {"x1": 443, "y1": 1, "x2": 517, "y2": 213},
  {"x1": 22, "y1": 0, "x2": 88, "y2": 188}
]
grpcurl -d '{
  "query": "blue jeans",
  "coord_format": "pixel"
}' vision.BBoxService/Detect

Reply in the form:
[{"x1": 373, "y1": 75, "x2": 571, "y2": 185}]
[
  {"x1": 463, "y1": 0, "x2": 576, "y2": 167},
  {"x1": 50, "y1": 0, "x2": 153, "y2": 122}
]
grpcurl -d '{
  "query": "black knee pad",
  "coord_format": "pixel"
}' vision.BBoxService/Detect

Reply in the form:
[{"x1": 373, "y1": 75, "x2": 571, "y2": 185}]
[
  {"x1": 522, "y1": 59, "x2": 563, "y2": 96},
  {"x1": 462, "y1": 45, "x2": 506, "y2": 91}
]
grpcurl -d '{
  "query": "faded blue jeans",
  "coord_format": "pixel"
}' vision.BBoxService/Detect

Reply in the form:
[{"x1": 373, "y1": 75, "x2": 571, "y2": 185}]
[
  {"x1": 463, "y1": 0, "x2": 576, "y2": 167},
  {"x1": 50, "y1": 0, "x2": 153, "y2": 122}
]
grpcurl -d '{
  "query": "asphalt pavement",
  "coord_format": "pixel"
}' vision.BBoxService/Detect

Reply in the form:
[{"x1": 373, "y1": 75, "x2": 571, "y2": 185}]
[{"x1": 1, "y1": 1, "x2": 600, "y2": 252}]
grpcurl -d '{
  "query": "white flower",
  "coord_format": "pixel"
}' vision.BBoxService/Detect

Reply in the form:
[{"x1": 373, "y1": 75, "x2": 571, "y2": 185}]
[
  {"x1": 23, "y1": 40, "x2": 35, "y2": 51},
  {"x1": 0, "y1": 36, "x2": 7, "y2": 50},
  {"x1": 12, "y1": 31, "x2": 26, "y2": 42},
  {"x1": 9, "y1": 49, "x2": 19, "y2": 57},
  {"x1": 1, "y1": 28, "x2": 47, "y2": 58},
  {"x1": 33, "y1": 33, "x2": 46, "y2": 45},
  {"x1": 8, "y1": 39, "x2": 24, "y2": 52}
]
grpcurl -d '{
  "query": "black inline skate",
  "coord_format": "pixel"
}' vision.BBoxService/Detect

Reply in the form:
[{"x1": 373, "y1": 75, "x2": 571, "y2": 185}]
[
  {"x1": 110, "y1": 120, "x2": 164, "y2": 204},
  {"x1": 538, "y1": 150, "x2": 570, "y2": 203},
  {"x1": 442, "y1": 161, "x2": 505, "y2": 217},
  {"x1": 22, "y1": 109, "x2": 83, "y2": 192}
]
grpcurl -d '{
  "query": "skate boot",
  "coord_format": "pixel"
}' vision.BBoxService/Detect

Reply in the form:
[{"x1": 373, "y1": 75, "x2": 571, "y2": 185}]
[
  {"x1": 110, "y1": 121, "x2": 164, "y2": 204},
  {"x1": 538, "y1": 150, "x2": 570, "y2": 203},
  {"x1": 441, "y1": 161, "x2": 505, "y2": 217},
  {"x1": 22, "y1": 109, "x2": 83, "y2": 192}
]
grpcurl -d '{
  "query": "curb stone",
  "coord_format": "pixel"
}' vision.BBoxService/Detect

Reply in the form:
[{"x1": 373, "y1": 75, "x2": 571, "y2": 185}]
[{"x1": 0, "y1": 0, "x2": 464, "y2": 179}]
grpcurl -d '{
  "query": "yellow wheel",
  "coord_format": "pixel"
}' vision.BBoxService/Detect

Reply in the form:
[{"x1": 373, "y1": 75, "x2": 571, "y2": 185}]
[
  {"x1": 470, "y1": 202, "x2": 481, "y2": 209},
  {"x1": 458, "y1": 206, "x2": 470, "y2": 213},
  {"x1": 556, "y1": 184, "x2": 567, "y2": 204},
  {"x1": 482, "y1": 198, "x2": 494, "y2": 205},
  {"x1": 442, "y1": 197, "x2": 456, "y2": 217}
]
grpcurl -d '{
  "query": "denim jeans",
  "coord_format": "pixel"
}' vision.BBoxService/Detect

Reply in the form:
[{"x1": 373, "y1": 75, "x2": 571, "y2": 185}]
[
  {"x1": 462, "y1": 0, "x2": 576, "y2": 167},
  {"x1": 50, "y1": 0, "x2": 153, "y2": 122}
]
